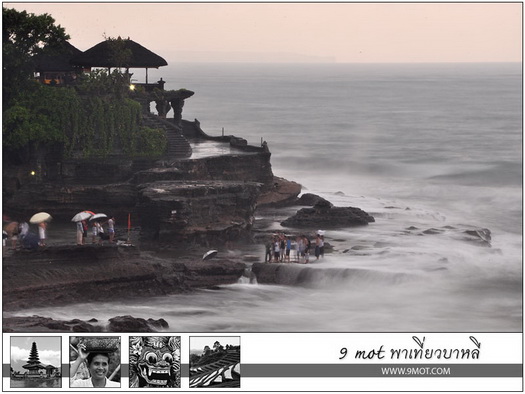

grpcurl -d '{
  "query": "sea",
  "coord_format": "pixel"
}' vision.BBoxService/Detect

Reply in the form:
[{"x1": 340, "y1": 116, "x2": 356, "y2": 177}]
[{"x1": 12, "y1": 62, "x2": 522, "y2": 332}]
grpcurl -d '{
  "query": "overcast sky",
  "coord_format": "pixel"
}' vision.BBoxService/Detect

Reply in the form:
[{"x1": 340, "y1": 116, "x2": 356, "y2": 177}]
[
  {"x1": 5, "y1": 2, "x2": 522, "y2": 63},
  {"x1": 190, "y1": 336, "x2": 240, "y2": 355}
]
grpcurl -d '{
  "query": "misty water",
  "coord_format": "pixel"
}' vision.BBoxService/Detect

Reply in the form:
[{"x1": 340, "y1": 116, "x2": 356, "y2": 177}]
[
  {"x1": 10, "y1": 63, "x2": 522, "y2": 332},
  {"x1": 10, "y1": 378, "x2": 61, "y2": 388}
]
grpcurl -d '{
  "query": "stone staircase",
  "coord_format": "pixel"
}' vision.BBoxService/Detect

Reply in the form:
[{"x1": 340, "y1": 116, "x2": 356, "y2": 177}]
[{"x1": 142, "y1": 112, "x2": 192, "y2": 159}]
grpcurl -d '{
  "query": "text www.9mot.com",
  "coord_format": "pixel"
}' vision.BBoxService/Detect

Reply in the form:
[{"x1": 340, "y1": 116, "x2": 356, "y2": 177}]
[{"x1": 381, "y1": 367, "x2": 452, "y2": 376}]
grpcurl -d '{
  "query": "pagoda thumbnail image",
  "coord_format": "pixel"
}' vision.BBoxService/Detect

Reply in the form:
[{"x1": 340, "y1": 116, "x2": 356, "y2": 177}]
[{"x1": 10, "y1": 337, "x2": 61, "y2": 388}]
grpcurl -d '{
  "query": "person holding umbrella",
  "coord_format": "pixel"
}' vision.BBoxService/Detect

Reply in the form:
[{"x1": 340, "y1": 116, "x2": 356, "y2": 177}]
[
  {"x1": 38, "y1": 221, "x2": 47, "y2": 247},
  {"x1": 76, "y1": 220, "x2": 84, "y2": 245},
  {"x1": 71, "y1": 211, "x2": 94, "y2": 245},
  {"x1": 3, "y1": 221, "x2": 19, "y2": 249},
  {"x1": 29, "y1": 212, "x2": 52, "y2": 248}
]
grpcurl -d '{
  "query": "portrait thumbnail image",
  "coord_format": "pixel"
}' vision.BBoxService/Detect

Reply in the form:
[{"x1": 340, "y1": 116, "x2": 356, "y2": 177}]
[
  {"x1": 129, "y1": 336, "x2": 181, "y2": 388},
  {"x1": 69, "y1": 336, "x2": 121, "y2": 388},
  {"x1": 189, "y1": 336, "x2": 240, "y2": 388}
]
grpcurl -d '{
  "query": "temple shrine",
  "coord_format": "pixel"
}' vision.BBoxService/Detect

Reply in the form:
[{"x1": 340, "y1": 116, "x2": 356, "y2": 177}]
[{"x1": 21, "y1": 342, "x2": 58, "y2": 378}]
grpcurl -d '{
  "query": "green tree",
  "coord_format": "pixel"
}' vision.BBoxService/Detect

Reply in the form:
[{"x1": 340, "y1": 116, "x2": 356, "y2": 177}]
[{"x1": 2, "y1": 7, "x2": 69, "y2": 107}]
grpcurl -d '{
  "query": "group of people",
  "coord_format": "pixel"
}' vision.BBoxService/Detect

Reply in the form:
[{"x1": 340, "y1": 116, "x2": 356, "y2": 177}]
[
  {"x1": 265, "y1": 231, "x2": 325, "y2": 264},
  {"x1": 2, "y1": 219, "x2": 46, "y2": 250},
  {"x1": 76, "y1": 216, "x2": 115, "y2": 245},
  {"x1": 2, "y1": 214, "x2": 118, "y2": 250}
]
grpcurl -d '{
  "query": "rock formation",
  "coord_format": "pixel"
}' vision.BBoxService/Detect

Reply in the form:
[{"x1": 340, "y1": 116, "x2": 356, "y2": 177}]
[
  {"x1": 281, "y1": 200, "x2": 375, "y2": 228},
  {"x1": 2, "y1": 244, "x2": 246, "y2": 312}
]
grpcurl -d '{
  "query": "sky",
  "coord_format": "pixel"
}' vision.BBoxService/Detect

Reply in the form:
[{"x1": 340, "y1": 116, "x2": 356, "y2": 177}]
[
  {"x1": 5, "y1": 2, "x2": 522, "y2": 63},
  {"x1": 190, "y1": 336, "x2": 240, "y2": 355},
  {"x1": 10, "y1": 337, "x2": 62, "y2": 373}
]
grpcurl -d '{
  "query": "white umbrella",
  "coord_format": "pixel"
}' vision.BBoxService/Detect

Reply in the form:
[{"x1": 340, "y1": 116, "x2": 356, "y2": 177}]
[
  {"x1": 89, "y1": 213, "x2": 107, "y2": 221},
  {"x1": 29, "y1": 212, "x2": 52, "y2": 224},
  {"x1": 202, "y1": 250, "x2": 218, "y2": 261},
  {"x1": 71, "y1": 211, "x2": 93, "y2": 222}
]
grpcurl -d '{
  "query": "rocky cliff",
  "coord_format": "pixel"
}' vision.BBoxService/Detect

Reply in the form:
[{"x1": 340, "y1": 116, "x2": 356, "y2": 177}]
[{"x1": 2, "y1": 120, "x2": 297, "y2": 247}]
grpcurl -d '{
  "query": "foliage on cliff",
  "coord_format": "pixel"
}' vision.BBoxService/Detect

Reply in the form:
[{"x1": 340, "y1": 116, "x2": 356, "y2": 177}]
[
  {"x1": 2, "y1": 8, "x2": 167, "y2": 161},
  {"x1": 3, "y1": 7, "x2": 69, "y2": 107},
  {"x1": 3, "y1": 71, "x2": 167, "y2": 159}
]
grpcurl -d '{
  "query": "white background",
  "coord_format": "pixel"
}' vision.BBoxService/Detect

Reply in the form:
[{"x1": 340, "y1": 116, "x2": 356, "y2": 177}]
[{"x1": 2, "y1": 332, "x2": 523, "y2": 392}]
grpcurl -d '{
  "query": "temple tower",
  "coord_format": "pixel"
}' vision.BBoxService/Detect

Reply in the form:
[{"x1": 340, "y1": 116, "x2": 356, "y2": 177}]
[{"x1": 22, "y1": 342, "x2": 47, "y2": 377}]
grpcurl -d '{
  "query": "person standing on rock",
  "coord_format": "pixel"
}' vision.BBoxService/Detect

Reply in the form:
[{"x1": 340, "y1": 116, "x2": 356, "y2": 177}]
[
  {"x1": 285, "y1": 236, "x2": 292, "y2": 262},
  {"x1": 303, "y1": 235, "x2": 311, "y2": 263},
  {"x1": 38, "y1": 221, "x2": 47, "y2": 247},
  {"x1": 315, "y1": 234, "x2": 321, "y2": 260},
  {"x1": 76, "y1": 220, "x2": 84, "y2": 245},
  {"x1": 107, "y1": 216, "x2": 115, "y2": 243},
  {"x1": 81, "y1": 220, "x2": 88, "y2": 241},
  {"x1": 273, "y1": 237, "x2": 281, "y2": 263},
  {"x1": 279, "y1": 233, "x2": 286, "y2": 262},
  {"x1": 265, "y1": 240, "x2": 272, "y2": 262},
  {"x1": 296, "y1": 236, "x2": 304, "y2": 263},
  {"x1": 320, "y1": 235, "x2": 325, "y2": 258},
  {"x1": 91, "y1": 221, "x2": 99, "y2": 244}
]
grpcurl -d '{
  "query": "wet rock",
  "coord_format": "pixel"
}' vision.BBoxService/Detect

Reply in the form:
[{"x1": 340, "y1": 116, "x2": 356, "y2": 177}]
[
  {"x1": 2, "y1": 316, "x2": 97, "y2": 333},
  {"x1": 257, "y1": 177, "x2": 302, "y2": 207},
  {"x1": 2, "y1": 245, "x2": 246, "y2": 316},
  {"x1": 147, "y1": 318, "x2": 169, "y2": 330},
  {"x1": 464, "y1": 228, "x2": 492, "y2": 246},
  {"x1": 281, "y1": 202, "x2": 374, "y2": 228},
  {"x1": 137, "y1": 180, "x2": 262, "y2": 247},
  {"x1": 108, "y1": 315, "x2": 166, "y2": 332},
  {"x1": 296, "y1": 193, "x2": 333, "y2": 207},
  {"x1": 422, "y1": 228, "x2": 444, "y2": 235}
]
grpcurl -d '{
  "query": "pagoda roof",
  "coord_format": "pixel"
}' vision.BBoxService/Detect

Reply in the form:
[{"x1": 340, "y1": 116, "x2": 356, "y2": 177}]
[
  {"x1": 22, "y1": 362, "x2": 47, "y2": 370},
  {"x1": 71, "y1": 38, "x2": 168, "y2": 69}
]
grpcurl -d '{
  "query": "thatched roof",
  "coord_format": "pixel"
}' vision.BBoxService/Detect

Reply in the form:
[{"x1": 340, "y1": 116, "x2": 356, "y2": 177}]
[
  {"x1": 33, "y1": 41, "x2": 83, "y2": 72},
  {"x1": 71, "y1": 38, "x2": 168, "y2": 69}
]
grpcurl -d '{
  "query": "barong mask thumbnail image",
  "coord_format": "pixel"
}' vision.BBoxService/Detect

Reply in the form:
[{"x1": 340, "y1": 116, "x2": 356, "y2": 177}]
[
  {"x1": 129, "y1": 336, "x2": 181, "y2": 388},
  {"x1": 1, "y1": 3, "x2": 521, "y2": 333}
]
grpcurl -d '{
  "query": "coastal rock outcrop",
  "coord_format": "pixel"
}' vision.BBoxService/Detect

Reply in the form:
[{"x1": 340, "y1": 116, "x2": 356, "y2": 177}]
[
  {"x1": 281, "y1": 201, "x2": 375, "y2": 228},
  {"x1": 107, "y1": 315, "x2": 170, "y2": 332},
  {"x1": 2, "y1": 245, "x2": 246, "y2": 313},
  {"x1": 256, "y1": 177, "x2": 302, "y2": 207},
  {"x1": 2, "y1": 315, "x2": 170, "y2": 333},
  {"x1": 296, "y1": 193, "x2": 333, "y2": 207},
  {"x1": 136, "y1": 180, "x2": 262, "y2": 246}
]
